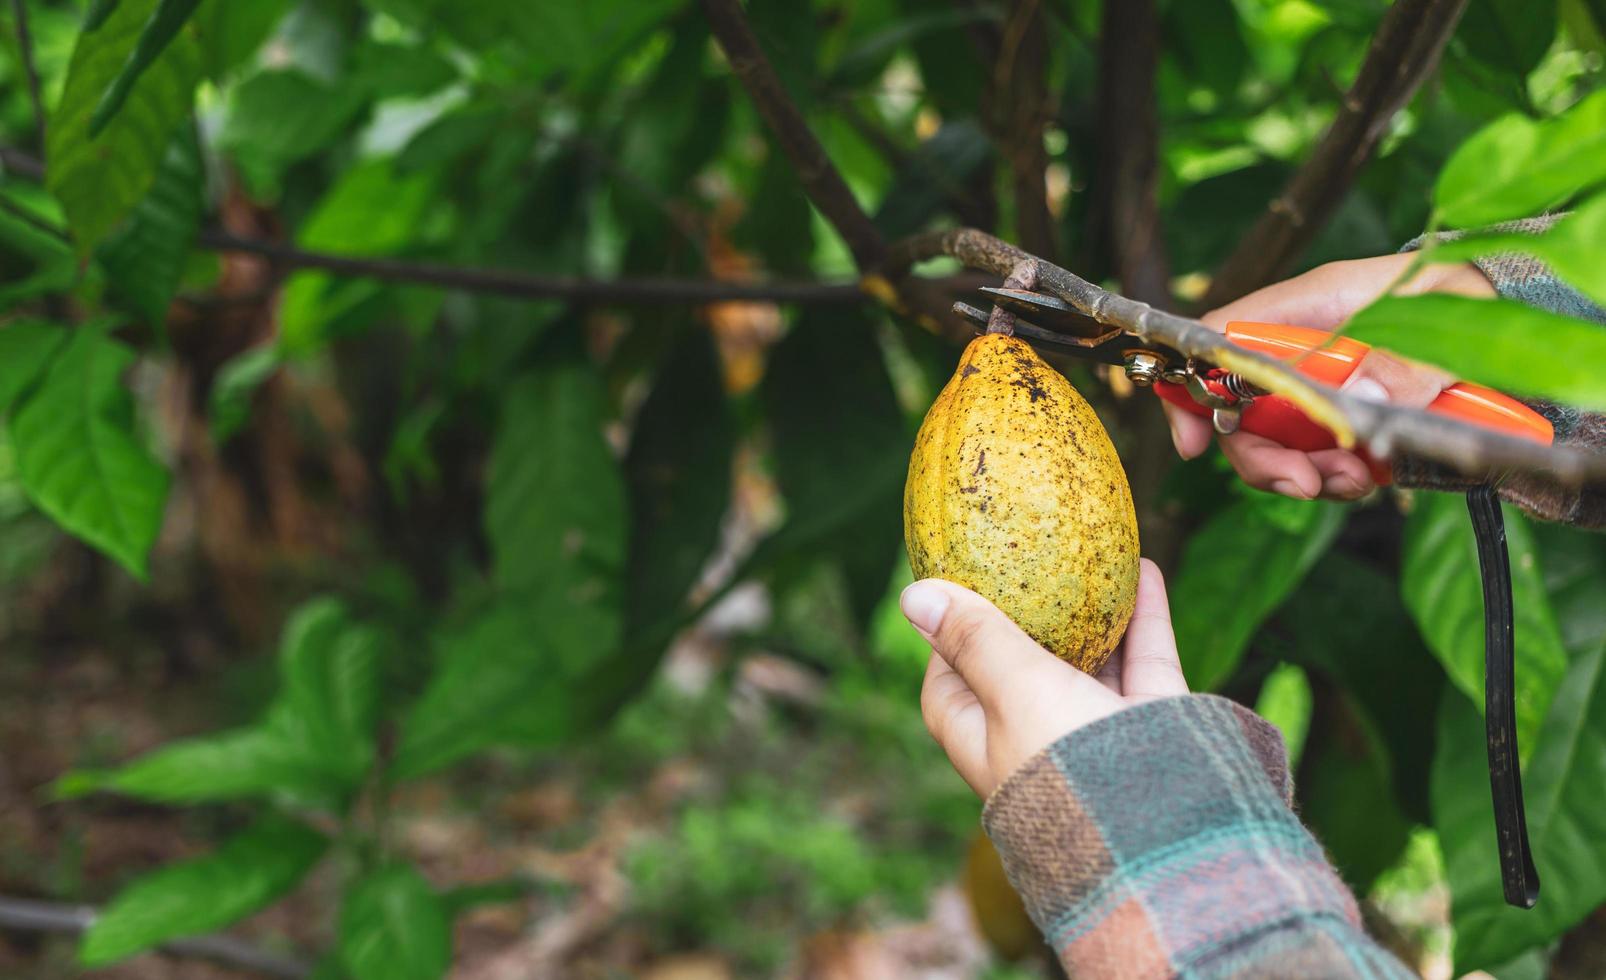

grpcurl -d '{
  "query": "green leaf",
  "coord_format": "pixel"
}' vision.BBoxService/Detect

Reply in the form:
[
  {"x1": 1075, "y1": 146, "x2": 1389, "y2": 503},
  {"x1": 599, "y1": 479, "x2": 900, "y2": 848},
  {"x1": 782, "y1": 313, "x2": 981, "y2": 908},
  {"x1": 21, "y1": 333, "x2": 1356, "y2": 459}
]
[
  {"x1": 1344, "y1": 294, "x2": 1606, "y2": 410},
  {"x1": 1297, "y1": 684, "x2": 1414, "y2": 891},
  {"x1": 1433, "y1": 646, "x2": 1606, "y2": 972},
  {"x1": 219, "y1": 68, "x2": 369, "y2": 193},
  {"x1": 58, "y1": 599, "x2": 379, "y2": 803},
  {"x1": 1532, "y1": 523, "x2": 1606, "y2": 660},
  {"x1": 47, "y1": 0, "x2": 203, "y2": 252},
  {"x1": 195, "y1": 0, "x2": 295, "y2": 79},
  {"x1": 624, "y1": 327, "x2": 734, "y2": 636},
  {"x1": 55, "y1": 728, "x2": 321, "y2": 804},
  {"x1": 339, "y1": 865, "x2": 450, "y2": 980},
  {"x1": 1457, "y1": 0, "x2": 1558, "y2": 81},
  {"x1": 276, "y1": 598, "x2": 382, "y2": 788},
  {"x1": 392, "y1": 359, "x2": 628, "y2": 779},
  {"x1": 1253, "y1": 663, "x2": 1312, "y2": 769},
  {"x1": 79, "y1": 816, "x2": 326, "y2": 966},
  {"x1": 1171, "y1": 495, "x2": 1348, "y2": 690},
  {"x1": 764, "y1": 310, "x2": 909, "y2": 627},
  {"x1": 97, "y1": 126, "x2": 204, "y2": 331},
  {"x1": 484, "y1": 361, "x2": 626, "y2": 649},
  {"x1": 279, "y1": 160, "x2": 437, "y2": 354},
  {"x1": 1275, "y1": 554, "x2": 1447, "y2": 822},
  {"x1": 207, "y1": 345, "x2": 281, "y2": 444},
  {"x1": 390, "y1": 606, "x2": 573, "y2": 780},
  {"x1": 1435, "y1": 89, "x2": 1606, "y2": 228},
  {"x1": 1418, "y1": 194, "x2": 1606, "y2": 309},
  {"x1": 0, "y1": 320, "x2": 68, "y2": 414},
  {"x1": 12, "y1": 329, "x2": 169, "y2": 579},
  {"x1": 872, "y1": 120, "x2": 992, "y2": 239},
  {"x1": 89, "y1": 0, "x2": 204, "y2": 137},
  {"x1": 1402, "y1": 493, "x2": 1568, "y2": 759}
]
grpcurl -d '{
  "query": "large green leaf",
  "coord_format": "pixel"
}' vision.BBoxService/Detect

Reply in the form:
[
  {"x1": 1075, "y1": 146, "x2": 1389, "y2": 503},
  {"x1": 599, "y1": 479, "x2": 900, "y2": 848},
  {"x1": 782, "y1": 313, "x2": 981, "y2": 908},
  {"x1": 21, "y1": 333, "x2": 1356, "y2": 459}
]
[
  {"x1": 764, "y1": 310, "x2": 909, "y2": 628},
  {"x1": 484, "y1": 361, "x2": 626, "y2": 655},
  {"x1": 1297, "y1": 683, "x2": 1414, "y2": 892},
  {"x1": 392, "y1": 359, "x2": 627, "y2": 779},
  {"x1": 1433, "y1": 644, "x2": 1606, "y2": 972},
  {"x1": 0, "y1": 320, "x2": 68, "y2": 413},
  {"x1": 339, "y1": 865, "x2": 451, "y2": 980},
  {"x1": 58, "y1": 599, "x2": 380, "y2": 804},
  {"x1": 47, "y1": 0, "x2": 203, "y2": 252},
  {"x1": 1276, "y1": 554, "x2": 1447, "y2": 822},
  {"x1": 1171, "y1": 494, "x2": 1348, "y2": 691},
  {"x1": 1435, "y1": 89, "x2": 1606, "y2": 228},
  {"x1": 1418, "y1": 193, "x2": 1606, "y2": 309},
  {"x1": 279, "y1": 160, "x2": 438, "y2": 354},
  {"x1": 78, "y1": 816, "x2": 327, "y2": 966},
  {"x1": 1532, "y1": 523, "x2": 1606, "y2": 660},
  {"x1": 363, "y1": 0, "x2": 678, "y2": 85},
  {"x1": 195, "y1": 0, "x2": 295, "y2": 79},
  {"x1": 390, "y1": 606, "x2": 573, "y2": 780},
  {"x1": 218, "y1": 68, "x2": 370, "y2": 194},
  {"x1": 624, "y1": 327, "x2": 734, "y2": 637},
  {"x1": 1457, "y1": 0, "x2": 1558, "y2": 81},
  {"x1": 88, "y1": 0, "x2": 204, "y2": 136},
  {"x1": 97, "y1": 126, "x2": 203, "y2": 331},
  {"x1": 11, "y1": 329, "x2": 169, "y2": 579},
  {"x1": 1401, "y1": 493, "x2": 1568, "y2": 759},
  {"x1": 1344, "y1": 294, "x2": 1606, "y2": 410}
]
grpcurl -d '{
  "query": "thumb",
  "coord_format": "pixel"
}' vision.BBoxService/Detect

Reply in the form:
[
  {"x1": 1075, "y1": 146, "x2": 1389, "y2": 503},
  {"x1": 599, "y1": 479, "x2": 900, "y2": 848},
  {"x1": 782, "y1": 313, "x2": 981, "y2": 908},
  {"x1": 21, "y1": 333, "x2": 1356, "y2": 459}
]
[{"x1": 901, "y1": 579, "x2": 1086, "y2": 712}]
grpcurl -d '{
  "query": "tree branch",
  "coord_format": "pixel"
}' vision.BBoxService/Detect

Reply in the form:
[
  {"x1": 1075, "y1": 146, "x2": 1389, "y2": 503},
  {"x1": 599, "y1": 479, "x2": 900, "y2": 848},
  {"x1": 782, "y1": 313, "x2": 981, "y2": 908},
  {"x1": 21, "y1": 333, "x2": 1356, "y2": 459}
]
[
  {"x1": 8, "y1": 0, "x2": 46, "y2": 151},
  {"x1": 0, "y1": 895, "x2": 310, "y2": 978},
  {"x1": 198, "y1": 230, "x2": 904, "y2": 305},
  {"x1": 887, "y1": 227, "x2": 1606, "y2": 486},
  {"x1": 1089, "y1": 0, "x2": 1170, "y2": 304},
  {"x1": 1202, "y1": 0, "x2": 1468, "y2": 308},
  {"x1": 700, "y1": 0, "x2": 886, "y2": 269}
]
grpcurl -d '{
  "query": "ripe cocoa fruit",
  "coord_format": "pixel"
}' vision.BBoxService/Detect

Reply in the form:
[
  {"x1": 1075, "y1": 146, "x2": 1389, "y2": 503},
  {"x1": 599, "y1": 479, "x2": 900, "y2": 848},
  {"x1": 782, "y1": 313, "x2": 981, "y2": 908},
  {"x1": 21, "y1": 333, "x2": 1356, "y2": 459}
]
[{"x1": 903, "y1": 333, "x2": 1139, "y2": 674}]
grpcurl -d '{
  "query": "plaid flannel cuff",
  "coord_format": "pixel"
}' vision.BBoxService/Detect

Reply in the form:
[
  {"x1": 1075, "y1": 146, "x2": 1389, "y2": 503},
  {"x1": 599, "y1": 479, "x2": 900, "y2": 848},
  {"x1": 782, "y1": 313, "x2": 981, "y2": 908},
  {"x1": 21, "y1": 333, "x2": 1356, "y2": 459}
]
[{"x1": 981, "y1": 695, "x2": 1367, "y2": 978}]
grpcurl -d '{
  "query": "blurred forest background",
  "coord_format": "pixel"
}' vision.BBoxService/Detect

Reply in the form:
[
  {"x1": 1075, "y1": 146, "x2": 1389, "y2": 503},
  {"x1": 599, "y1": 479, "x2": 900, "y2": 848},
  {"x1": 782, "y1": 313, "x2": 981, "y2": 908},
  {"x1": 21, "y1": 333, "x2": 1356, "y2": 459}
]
[{"x1": 2, "y1": 0, "x2": 1606, "y2": 977}]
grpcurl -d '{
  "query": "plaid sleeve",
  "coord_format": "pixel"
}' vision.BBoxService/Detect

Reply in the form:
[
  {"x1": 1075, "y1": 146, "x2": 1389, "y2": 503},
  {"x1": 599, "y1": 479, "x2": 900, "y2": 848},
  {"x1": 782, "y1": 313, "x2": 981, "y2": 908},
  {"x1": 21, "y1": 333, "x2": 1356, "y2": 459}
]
[
  {"x1": 980, "y1": 695, "x2": 1415, "y2": 979},
  {"x1": 1396, "y1": 216, "x2": 1606, "y2": 528}
]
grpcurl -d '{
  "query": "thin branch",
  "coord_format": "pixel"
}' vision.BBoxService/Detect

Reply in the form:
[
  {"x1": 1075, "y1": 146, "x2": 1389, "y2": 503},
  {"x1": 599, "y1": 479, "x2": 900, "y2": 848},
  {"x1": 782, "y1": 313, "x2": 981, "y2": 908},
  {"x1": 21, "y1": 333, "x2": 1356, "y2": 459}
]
[
  {"x1": 886, "y1": 227, "x2": 1606, "y2": 486},
  {"x1": 8, "y1": 0, "x2": 46, "y2": 150},
  {"x1": 701, "y1": 0, "x2": 886, "y2": 269},
  {"x1": 1203, "y1": 0, "x2": 1468, "y2": 308},
  {"x1": 0, "y1": 895, "x2": 310, "y2": 978},
  {"x1": 198, "y1": 230, "x2": 890, "y2": 305},
  {"x1": 989, "y1": 0, "x2": 1057, "y2": 260}
]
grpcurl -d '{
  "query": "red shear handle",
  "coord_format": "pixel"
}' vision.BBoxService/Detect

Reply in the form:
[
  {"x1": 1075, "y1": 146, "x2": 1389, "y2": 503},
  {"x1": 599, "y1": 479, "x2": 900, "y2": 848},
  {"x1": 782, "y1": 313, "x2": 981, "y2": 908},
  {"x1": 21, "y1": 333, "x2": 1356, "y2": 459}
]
[{"x1": 1152, "y1": 321, "x2": 1554, "y2": 485}]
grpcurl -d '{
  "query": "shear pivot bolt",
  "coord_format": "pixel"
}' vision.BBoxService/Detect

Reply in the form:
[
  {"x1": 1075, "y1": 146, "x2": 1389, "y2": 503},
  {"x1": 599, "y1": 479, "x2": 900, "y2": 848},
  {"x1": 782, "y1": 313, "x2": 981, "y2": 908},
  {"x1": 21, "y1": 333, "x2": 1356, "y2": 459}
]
[{"x1": 1123, "y1": 352, "x2": 1162, "y2": 387}]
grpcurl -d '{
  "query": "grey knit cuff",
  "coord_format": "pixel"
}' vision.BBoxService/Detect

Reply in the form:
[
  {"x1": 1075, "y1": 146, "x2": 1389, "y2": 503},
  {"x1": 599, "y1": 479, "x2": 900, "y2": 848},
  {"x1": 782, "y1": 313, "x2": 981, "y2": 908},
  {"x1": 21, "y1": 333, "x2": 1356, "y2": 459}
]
[{"x1": 1401, "y1": 215, "x2": 1606, "y2": 325}]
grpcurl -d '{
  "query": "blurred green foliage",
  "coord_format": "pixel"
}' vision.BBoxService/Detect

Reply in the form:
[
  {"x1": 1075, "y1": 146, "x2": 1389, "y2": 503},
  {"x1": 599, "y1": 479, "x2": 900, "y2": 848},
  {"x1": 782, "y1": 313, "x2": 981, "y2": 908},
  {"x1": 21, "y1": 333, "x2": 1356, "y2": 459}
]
[{"x1": 1, "y1": 0, "x2": 1605, "y2": 975}]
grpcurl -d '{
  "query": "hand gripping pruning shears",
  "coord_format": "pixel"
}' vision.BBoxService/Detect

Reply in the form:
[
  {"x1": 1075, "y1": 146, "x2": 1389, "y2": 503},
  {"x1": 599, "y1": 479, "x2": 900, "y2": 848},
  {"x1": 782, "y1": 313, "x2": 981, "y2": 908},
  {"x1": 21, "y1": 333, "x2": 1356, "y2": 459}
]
[{"x1": 957, "y1": 286, "x2": 1554, "y2": 910}]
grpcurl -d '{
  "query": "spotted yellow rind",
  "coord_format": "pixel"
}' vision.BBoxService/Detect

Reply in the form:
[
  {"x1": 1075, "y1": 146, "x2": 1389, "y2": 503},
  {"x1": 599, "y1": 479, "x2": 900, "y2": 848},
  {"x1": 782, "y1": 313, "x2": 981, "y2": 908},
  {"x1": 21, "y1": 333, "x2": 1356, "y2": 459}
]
[{"x1": 904, "y1": 334, "x2": 1139, "y2": 674}]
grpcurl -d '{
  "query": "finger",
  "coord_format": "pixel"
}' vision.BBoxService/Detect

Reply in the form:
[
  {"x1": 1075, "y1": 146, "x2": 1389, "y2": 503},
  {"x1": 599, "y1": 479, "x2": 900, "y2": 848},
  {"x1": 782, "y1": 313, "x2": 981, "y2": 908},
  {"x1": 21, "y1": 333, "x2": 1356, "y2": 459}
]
[
  {"x1": 1340, "y1": 349, "x2": 1452, "y2": 410},
  {"x1": 901, "y1": 579, "x2": 1098, "y2": 714},
  {"x1": 1309, "y1": 448, "x2": 1375, "y2": 500},
  {"x1": 1163, "y1": 401, "x2": 1214, "y2": 460},
  {"x1": 921, "y1": 653, "x2": 990, "y2": 793},
  {"x1": 1119, "y1": 559, "x2": 1189, "y2": 699},
  {"x1": 1218, "y1": 431, "x2": 1323, "y2": 499}
]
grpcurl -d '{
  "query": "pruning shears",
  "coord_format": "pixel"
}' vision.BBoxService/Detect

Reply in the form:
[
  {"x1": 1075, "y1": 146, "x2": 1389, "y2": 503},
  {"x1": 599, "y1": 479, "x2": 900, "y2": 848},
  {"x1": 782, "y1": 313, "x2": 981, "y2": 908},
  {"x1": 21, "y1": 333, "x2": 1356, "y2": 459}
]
[{"x1": 960, "y1": 285, "x2": 1551, "y2": 910}]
